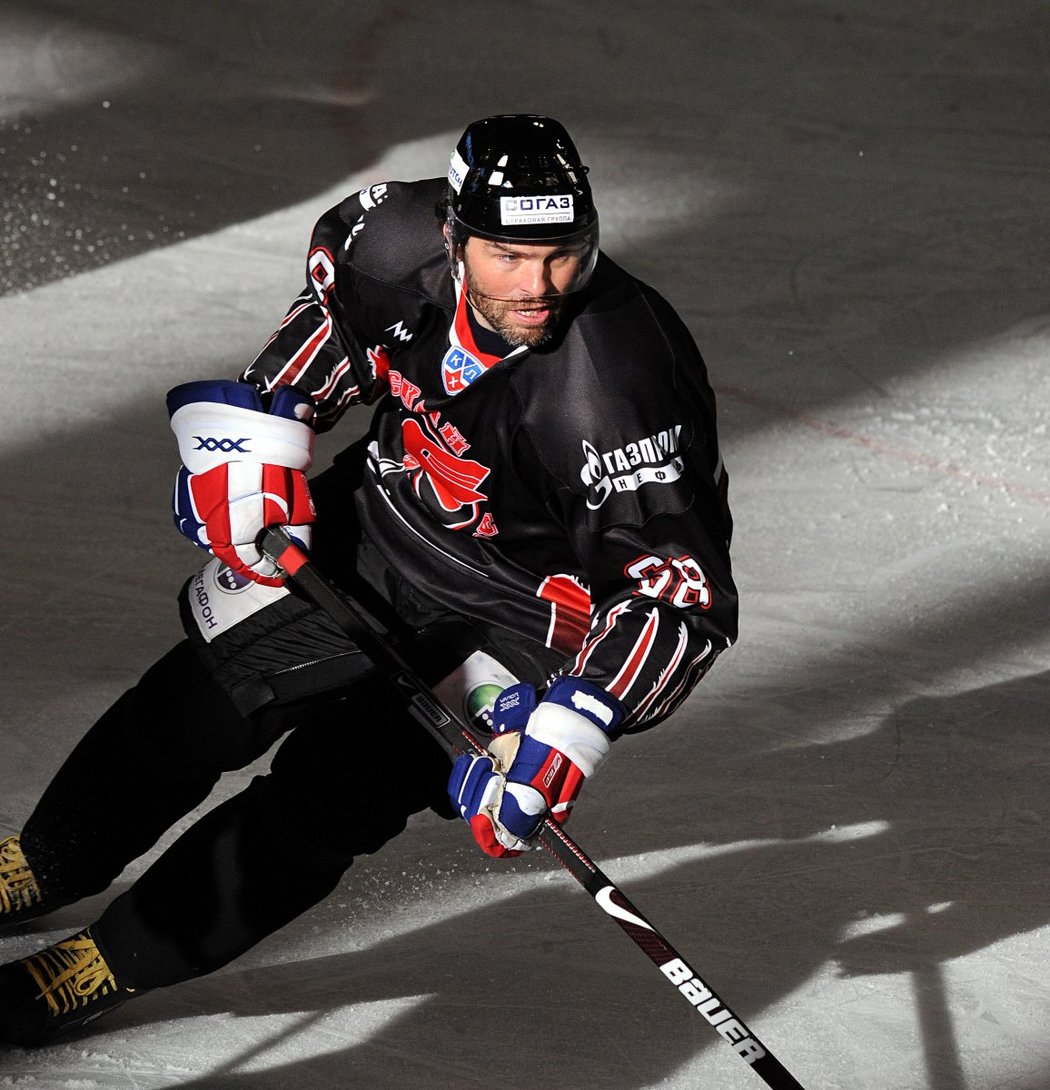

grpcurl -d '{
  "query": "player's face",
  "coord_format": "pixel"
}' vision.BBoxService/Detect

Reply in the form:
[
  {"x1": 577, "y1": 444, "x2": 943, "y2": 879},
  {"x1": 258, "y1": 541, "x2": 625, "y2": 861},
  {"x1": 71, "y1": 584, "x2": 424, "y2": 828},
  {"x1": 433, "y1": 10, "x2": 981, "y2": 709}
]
[{"x1": 459, "y1": 236, "x2": 585, "y2": 348}]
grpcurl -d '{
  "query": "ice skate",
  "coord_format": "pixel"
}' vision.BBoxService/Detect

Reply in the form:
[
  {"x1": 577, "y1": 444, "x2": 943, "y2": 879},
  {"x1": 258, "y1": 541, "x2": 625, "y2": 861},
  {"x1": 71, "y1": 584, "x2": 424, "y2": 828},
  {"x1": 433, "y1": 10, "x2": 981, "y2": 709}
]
[
  {"x1": 0, "y1": 928, "x2": 139, "y2": 1046},
  {"x1": 0, "y1": 836, "x2": 52, "y2": 932}
]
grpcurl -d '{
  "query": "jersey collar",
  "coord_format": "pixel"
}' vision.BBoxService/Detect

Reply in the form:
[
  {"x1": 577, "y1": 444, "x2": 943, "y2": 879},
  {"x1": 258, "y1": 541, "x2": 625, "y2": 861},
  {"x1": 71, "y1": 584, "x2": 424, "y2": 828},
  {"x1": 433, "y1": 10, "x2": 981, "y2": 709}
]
[{"x1": 450, "y1": 268, "x2": 527, "y2": 368}]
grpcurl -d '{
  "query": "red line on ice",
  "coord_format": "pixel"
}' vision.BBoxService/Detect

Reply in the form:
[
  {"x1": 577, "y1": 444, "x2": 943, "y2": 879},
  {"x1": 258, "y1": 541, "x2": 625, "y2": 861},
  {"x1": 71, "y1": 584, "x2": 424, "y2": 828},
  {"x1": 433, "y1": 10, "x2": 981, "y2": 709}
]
[{"x1": 722, "y1": 385, "x2": 1050, "y2": 506}]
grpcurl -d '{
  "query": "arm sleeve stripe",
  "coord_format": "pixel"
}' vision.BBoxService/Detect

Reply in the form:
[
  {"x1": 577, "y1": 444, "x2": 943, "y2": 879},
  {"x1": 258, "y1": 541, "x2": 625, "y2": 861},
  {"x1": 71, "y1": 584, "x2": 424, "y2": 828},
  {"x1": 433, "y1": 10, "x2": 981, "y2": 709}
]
[
  {"x1": 607, "y1": 608, "x2": 661, "y2": 701},
  {"x1": 631, "y1": 620, "x2": 691, "y2": 722},
  {"x1": 569, "y1": 601, "x2": 630, "y2": 676},
  {"x1": 311, "y1": 356, "x2": 352, "y2": 400},
  {"x1": 649, "y1": 644, "x2": 715, "y2": 721},
  {"x1": 266, "y1": 313, "x2": 334, "y2": 390}
]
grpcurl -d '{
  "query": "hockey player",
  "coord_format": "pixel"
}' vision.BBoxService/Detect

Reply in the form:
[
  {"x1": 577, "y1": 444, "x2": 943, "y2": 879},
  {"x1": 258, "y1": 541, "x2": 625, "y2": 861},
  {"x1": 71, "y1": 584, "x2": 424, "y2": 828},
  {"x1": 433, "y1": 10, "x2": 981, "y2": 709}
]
[{"x1": 0, "y1": 114, "x2": 737, "y2": 1045}]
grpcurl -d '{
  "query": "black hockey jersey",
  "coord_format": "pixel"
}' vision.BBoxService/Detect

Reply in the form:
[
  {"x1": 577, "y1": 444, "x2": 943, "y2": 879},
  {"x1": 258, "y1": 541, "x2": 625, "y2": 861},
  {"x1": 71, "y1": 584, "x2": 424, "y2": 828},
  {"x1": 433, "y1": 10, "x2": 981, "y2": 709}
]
[{"x1": 243, "y1": 178, "x2": 737, "y2": 731}]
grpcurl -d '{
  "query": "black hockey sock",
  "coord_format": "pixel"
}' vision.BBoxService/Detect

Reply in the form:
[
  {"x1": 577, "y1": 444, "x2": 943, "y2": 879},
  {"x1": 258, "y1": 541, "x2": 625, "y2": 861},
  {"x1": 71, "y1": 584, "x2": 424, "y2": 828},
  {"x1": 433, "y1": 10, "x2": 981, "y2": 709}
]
[
  {"x1": 20, "y1": 641, "x2": 279, "y2": 906},
  {"x1": 91, "y1": 777, "x2": 346, "y2": 990}
]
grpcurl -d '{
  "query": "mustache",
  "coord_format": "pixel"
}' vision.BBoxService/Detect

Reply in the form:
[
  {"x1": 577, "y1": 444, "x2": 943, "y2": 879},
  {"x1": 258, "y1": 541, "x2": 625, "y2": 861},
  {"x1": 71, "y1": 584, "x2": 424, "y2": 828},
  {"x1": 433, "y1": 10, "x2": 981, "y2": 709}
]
[{"x1": 466, "y1": 289, "x2": 563, "y2": 307}]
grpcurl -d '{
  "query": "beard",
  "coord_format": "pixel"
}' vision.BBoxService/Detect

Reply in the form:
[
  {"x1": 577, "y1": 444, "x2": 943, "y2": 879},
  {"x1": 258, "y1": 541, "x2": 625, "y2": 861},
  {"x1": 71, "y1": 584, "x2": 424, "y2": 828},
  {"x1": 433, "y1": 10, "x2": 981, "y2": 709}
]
[{"x1": 463, "y1": 283, "x2": 566, "y2": 349}]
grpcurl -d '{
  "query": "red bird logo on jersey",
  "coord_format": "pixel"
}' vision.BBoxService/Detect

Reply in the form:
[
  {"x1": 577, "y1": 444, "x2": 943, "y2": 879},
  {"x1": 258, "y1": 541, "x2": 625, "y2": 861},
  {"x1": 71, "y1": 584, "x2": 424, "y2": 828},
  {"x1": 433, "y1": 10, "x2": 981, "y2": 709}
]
[{"x1": 401, "y1": 417, "x2": 491, "y2": 529}]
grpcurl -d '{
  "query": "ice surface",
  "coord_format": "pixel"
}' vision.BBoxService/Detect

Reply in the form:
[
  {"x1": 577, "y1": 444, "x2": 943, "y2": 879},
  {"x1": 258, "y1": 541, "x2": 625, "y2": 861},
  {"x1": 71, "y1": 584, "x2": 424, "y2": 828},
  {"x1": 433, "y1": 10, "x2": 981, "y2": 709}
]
[{"x1": 1, "y1": 2, "x2": 1048, "y2": 1087}]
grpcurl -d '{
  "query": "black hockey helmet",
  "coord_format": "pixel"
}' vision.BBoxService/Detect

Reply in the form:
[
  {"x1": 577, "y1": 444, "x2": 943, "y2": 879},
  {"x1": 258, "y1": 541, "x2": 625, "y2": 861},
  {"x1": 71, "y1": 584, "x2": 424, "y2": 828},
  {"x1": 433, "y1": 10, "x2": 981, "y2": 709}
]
[{"x1": 445, "y1": 114, "x2": 599, "y2": 291}]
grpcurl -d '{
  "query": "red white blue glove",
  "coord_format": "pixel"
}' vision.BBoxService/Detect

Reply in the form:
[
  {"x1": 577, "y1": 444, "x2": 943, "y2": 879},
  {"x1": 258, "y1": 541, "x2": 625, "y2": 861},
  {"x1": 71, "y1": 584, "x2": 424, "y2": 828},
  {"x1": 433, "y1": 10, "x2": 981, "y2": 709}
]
[
  {"x1": 448, "y1": 677, "x2": 625, "y2": 858},
  {"x1": 168, "y1": 380, "x2": 316, "y2": 587}
]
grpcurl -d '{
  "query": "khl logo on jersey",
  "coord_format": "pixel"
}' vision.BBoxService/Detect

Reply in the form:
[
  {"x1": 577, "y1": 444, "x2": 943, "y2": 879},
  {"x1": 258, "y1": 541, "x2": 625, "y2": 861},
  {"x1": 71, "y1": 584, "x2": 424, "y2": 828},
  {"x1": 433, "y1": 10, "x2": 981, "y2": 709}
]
[{"x1": 441, "y1": 345, "x2": 486, "y2": 395}]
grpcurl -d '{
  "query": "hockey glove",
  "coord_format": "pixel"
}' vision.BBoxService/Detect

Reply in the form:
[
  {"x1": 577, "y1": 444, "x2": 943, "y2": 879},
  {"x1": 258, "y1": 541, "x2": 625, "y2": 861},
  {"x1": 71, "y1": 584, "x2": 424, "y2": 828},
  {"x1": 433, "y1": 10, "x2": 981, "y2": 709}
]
[
  {"x1": 168, "y1": 380, "x2": 316, "y2": 587},
  {"x1": 448, "y1": 677, "x2": 625, "y2": 858}
]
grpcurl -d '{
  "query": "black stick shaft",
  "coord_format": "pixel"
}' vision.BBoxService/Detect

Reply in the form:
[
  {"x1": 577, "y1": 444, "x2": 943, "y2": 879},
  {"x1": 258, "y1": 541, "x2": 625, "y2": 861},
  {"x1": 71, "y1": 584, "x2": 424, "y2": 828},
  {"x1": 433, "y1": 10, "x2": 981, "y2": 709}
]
[{"x1": 260, "y1": 528, "x2": 807, "y2": 1089}]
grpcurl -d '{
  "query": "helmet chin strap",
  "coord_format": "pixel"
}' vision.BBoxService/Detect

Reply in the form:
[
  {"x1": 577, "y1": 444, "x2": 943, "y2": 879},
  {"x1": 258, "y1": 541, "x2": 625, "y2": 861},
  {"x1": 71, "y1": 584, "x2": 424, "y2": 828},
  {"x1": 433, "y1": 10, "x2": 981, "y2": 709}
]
[
  {"x1": 453, "y1": 260, "x2": 487, "y2": 316},
  {"x1": 468, "y1": 288, "x2": 561, "y2": 310},
  {"x1": 455, "y1": 258, "x2": 563, "y2": 315},
  {"x1": 453, "y1": 261, "x2": 499, "y2": 330}
]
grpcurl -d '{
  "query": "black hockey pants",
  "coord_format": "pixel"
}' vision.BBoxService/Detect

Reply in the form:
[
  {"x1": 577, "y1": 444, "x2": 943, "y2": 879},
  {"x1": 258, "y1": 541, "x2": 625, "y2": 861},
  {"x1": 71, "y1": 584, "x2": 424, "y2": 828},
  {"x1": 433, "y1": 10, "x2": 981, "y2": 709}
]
[
  {"x1": 18, "y1": 455, "x2": 561, "y2": 991},
  {"x1": 20, "y1": 640, "x2": 451, "y2": 988}
]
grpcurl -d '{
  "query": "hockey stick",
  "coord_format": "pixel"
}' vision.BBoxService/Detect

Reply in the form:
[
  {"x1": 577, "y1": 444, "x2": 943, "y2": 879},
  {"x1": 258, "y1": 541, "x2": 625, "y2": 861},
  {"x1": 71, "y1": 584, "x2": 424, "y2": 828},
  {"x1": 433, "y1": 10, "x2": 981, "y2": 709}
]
[{"x1": 260, "y1": 527, "x2": 807, "y2": 1090}]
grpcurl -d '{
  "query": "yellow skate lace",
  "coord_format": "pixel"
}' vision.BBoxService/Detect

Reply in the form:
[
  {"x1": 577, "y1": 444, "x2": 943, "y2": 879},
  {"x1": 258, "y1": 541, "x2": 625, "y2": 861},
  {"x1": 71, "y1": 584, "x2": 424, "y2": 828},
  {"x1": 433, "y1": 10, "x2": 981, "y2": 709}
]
[
  {"x1": 0, "y1": 836, "x2": 42, "y2": 914},
  {"x1": 23, "y1": 930, "x2": 131, "y2": 1017}
]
